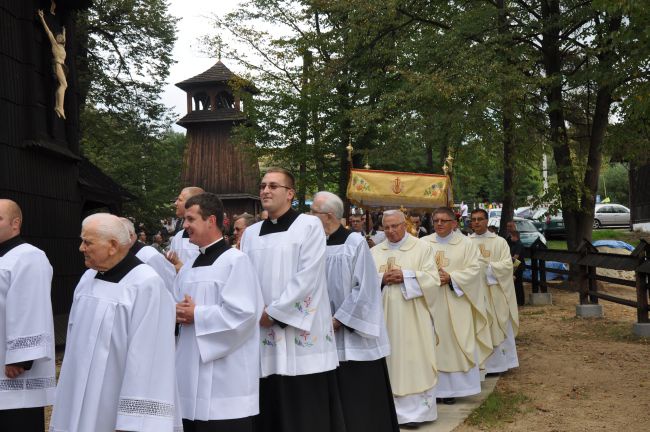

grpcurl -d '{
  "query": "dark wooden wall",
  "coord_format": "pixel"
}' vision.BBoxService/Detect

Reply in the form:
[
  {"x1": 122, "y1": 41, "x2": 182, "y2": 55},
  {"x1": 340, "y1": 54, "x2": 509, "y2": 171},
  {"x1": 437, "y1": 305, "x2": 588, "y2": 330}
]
[
  {"x1": 0, "y1": 0, "x2": 89, "y2": 315},
  {"x1": 182, "y1": 123, "x2": 260, "y2": 195}
]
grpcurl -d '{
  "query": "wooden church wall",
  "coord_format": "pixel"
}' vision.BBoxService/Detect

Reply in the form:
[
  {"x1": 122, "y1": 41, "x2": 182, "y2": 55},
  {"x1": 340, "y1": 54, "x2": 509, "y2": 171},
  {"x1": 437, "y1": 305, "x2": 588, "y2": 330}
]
[{"x1": 0, "y1": 0, "x2": 89, "y2": 315}]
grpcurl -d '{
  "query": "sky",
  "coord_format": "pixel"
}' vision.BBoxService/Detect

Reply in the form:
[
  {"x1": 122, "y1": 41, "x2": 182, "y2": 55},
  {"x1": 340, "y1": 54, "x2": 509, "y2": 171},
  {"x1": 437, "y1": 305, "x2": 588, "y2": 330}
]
[{"x1": 163, "y1": 0, "x2": 244, "y2": 131}]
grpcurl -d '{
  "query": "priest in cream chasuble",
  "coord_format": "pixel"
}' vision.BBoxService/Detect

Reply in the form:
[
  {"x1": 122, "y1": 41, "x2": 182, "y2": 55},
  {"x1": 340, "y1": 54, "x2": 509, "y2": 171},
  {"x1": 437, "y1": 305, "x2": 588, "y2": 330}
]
[
  {"x1": 469, "y1": 209, "x2": 519, "y2": 373},
  {"x1": 421, "y1": 207, "x2": 492, "y2": 399},
  {"x1": 370, "y1": 210, "x2": 440, "y2": 425}
]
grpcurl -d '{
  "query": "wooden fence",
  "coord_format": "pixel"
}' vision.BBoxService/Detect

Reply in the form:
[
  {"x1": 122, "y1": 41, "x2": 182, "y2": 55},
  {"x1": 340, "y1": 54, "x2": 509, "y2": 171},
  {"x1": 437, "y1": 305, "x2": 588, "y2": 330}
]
[{"x1": 524, "y1": 239, "x2": 650, "y2": 323}]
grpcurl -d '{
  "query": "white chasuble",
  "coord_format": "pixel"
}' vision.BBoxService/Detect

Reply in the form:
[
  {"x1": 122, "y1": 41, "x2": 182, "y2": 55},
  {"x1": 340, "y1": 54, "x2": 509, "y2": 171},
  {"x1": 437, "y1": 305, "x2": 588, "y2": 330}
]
[
  {"x1": 421, "y1": 232, "x2": 492, "y2": 372},
  {"x1": 133, "y1": 243, "x2": 176, "y2": 294},
  {"x1": 50, "y1": 258, "x2": 181, "y2": 432},
  {"x1": 174, "y1": 242, "x2": 263, "y2": 421},
  {"x1": 470, "y1": 232, "x2": 519, "y2": 373},
  {"x1": 370, "y1": 234, "x2": 440, "y2": 397},
  {"x1": 0, "y1": 240, "x2": 55, "y2": 410},
  {"x1": 325, "y1": 227, "x2": 390, "y2": 362},
  {"x1": 241, "y1": 210, "x2": 339, "y2": 377},
  {"x1": 470, "y1": 232, "x2": 519, "y2": 345},
  {"x1": 170, "y1": 229, "x2": 200, "y2": 272}
]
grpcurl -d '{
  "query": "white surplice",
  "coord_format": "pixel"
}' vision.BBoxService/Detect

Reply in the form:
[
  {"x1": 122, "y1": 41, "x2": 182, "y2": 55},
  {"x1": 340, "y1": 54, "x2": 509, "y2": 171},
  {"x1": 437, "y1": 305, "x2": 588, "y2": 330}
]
[
  {"x1": 325, "y1": 230, "x2": 390, "y2": 361},
  {"x1": 174, "y1": 246, "x2": 263, "y2": 421},
  {"x1": 170, "y1": 229, "x2": 200, "y2": 272},
  {"x1": 50, "y1": 261, "x2": 182, "y2": 432},
  {"x1": 135, "y1": 244, "x2": 176, "y2": 294},
  {"x1": 0, "y1": 241, "x2": 55, "y2": 410},
  {"x1": 241, "y1": 213, "x2": 339, "y2": 377}
]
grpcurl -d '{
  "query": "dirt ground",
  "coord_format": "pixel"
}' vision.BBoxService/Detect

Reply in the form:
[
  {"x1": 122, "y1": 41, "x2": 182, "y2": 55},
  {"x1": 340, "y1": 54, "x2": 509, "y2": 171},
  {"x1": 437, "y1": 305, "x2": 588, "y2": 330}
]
[{"x1": 455, "y1": 281, "x2": 650, "y2": 432}]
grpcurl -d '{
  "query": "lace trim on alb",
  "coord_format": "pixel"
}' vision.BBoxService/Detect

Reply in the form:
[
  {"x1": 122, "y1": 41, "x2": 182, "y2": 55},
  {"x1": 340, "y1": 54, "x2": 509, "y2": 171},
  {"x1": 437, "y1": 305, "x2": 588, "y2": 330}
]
[
  {"x1": 0, "y1": 376, "x2": 56, "y2": 391},
  {"x1": 6, "y1": 333, "x2": 50, "y2": 351},
  {"x1": 118, "y1": 397, "x2": 174, "y2": 418}
]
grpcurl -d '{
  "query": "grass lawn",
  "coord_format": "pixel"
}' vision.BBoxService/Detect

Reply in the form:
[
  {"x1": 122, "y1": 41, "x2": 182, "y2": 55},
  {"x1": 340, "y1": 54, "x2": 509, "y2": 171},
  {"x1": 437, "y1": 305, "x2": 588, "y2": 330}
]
[{"x1": 546, "y1": 228, "x2": 645, "y2": 250}]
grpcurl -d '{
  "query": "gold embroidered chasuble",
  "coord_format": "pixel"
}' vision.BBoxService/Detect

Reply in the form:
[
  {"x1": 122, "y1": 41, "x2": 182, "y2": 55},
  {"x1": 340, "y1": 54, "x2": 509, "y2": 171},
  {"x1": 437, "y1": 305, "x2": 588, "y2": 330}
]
[
  {"x1": 370, "y1": 234, "x2": 440, "y2": 396},
  {"x1": 421, "y1": 231, "x2": 492, "y2": 371},
  {"x1": 470, "y1": 232, "x2": 520, "y2": 347}
]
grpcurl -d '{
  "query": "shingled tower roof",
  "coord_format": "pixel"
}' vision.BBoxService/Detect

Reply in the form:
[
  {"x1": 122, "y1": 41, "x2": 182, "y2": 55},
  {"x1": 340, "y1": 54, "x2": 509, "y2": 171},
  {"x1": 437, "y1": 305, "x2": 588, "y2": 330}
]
[{"x1": 175, "y1": 61, "x2": 236, "y2": 91}]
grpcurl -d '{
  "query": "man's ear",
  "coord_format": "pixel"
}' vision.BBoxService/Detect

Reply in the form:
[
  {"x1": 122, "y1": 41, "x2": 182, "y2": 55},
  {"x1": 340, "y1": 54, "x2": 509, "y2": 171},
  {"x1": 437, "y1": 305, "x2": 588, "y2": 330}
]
[{"x1": 108, "y1": 238, "x2": 120, "y2": 255}]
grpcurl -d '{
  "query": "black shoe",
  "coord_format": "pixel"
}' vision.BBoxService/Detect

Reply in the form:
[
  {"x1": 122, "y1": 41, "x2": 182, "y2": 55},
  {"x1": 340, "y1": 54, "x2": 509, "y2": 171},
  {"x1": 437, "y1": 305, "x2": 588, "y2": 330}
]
[
  {"x1": 442, "y1": 397, "x2": 456, "y2": 405},
  {"x1": 436, "y1": 397, "x2": 442, "y2": 404},
  {"x1": 400, "y1": 423, "x2": 420, "y2": 429}
]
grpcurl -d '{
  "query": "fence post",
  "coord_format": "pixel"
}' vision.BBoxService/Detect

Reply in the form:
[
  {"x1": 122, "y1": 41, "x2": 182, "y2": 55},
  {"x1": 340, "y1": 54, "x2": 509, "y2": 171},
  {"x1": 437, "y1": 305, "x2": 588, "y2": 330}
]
[
  {"x1": 531, "y1": 248, "x2": 539, "y2": 294},
  {"x1": 633, "y1": 241, "x2": 649, "y2": 324},
  {"x1": 633, "y1": 241, "x2": 650, "y2": 337},
  {"x1": 577, "y1": 240, "x2": 599, "y2": 305},
  {"x1": 529, "y1": 239, "x2": 552, "y2": 305}
]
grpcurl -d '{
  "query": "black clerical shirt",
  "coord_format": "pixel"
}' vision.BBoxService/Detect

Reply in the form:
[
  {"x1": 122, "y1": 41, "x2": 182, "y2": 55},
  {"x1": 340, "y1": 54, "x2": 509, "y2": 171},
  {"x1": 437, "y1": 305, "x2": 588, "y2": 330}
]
[
  {"x1": 259, "y1": 208, "x2": 300, "y2": 236},
  {"x1": 95, "y1": 253, "x2": 143, "y2": 283},
  {"x1": 0, "y1": 235, "x2": 25, "y2": 257}
]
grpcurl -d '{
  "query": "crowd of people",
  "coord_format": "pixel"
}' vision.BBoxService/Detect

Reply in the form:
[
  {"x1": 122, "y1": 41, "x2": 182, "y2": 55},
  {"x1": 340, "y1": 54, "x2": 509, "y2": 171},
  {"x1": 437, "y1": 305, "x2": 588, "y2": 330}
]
[{"x1": 0, "y1": 167, "x2": 521, "y2": 432}]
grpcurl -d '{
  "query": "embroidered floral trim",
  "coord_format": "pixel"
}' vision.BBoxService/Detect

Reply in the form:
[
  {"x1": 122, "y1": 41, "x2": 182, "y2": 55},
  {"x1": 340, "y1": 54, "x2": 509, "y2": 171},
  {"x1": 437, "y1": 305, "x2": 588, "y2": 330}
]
[
  {"x1": 6, "y1": 333, "x2": 50, "y2": 351},
  {"x1": 422, "y1": 393, "x2": 434, "y2": 409},
  {"x1": 294, "y1": 296, "x2": 315, "y2": 317},
  {"x1": 0, "y1": 376, "x2": 56, "y2": 391},
  {"x1": 294, "y1": 330, "x2": 316, "y2": 348},
  {"x1": 118, "y1": 398, "x2": 174, "y2": 418},
  {"x1": 262, "y1": 329, "x2": 277, "y2": 347}
]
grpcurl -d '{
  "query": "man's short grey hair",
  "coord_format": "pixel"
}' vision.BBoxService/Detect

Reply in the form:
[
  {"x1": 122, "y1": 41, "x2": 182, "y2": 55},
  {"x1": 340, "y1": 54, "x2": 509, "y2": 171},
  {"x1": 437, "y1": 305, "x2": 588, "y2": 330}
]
[
  {"x1": 119, "y1": 217, "x2": 136, "y2": 236},
  {"x1": 382, "y1": 209, "x2": 406, "y2": 223},
  {"x1": 82, "y1": 213, "x2": 130, "y2": 245},
  {"x1": 313, "y1": 191, "x2": 344, "y2": 219},
  {"x1": 235, "y1": 212, "x2": 256, "y2": 227}
]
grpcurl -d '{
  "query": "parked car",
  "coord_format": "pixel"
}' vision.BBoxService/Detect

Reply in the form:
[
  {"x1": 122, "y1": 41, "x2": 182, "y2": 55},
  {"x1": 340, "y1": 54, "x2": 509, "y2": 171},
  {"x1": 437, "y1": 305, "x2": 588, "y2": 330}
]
[
  {"x1": 488, "y1": 208, "x2": 502, "y2": 219},
  {"x1": 514, "y1": 206, "x2": 544, "y2": 232},
  {"x1": 529, "y1": 208, "x2": 566, "y2": 238},
  {"x1": 488, "y1": 216, "x2": 547, "y2": 247},
  {"x1": 593, "y1": 204, "x2": 630, "y2": 228}
]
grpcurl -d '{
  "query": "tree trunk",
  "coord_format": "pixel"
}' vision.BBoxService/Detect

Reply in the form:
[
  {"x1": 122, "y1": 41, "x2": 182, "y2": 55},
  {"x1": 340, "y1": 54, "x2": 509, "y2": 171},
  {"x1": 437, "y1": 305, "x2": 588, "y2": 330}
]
[
  {"x1": 497, "y1": 0, "x2": 515, "y2": 237},
  {"x1": 541, "y1": 0, "x2": 581, "y2": 250},
  {"x1": 297, "y1": 50, "x2": 311, "y2": 210}
]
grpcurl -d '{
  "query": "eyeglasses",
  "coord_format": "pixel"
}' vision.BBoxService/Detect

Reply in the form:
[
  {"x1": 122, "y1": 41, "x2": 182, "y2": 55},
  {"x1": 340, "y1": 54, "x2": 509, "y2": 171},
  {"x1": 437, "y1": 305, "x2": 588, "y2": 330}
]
[
  {"x1": 259, "y1": 182, "x2": 292, "y2": 191},
  {"x1": 470, "y1": 217, "x2": 486, "y2": 222},
  {"x1": 432, "y1": 219, "x2": 455, "y2": 224},
  {"x1": 310, "y1": 209, "x2": 330, "y2": 215}
]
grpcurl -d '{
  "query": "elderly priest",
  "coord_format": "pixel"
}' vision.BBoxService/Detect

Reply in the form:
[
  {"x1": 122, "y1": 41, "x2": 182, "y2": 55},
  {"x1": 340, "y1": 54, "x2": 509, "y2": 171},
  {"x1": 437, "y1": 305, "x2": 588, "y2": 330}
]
[
  {"x1": 370, "y1": 209, "x2": 440, "y2": 426},
  {"x1": 50, "y1": 213, "x2": 181, "y2": 432},
  {"x1": 0, "y1": 199, "x2": 55, "y2": 432},
  {"x1": 311, "y1": 192, "x2": 399, "y2": 432}
]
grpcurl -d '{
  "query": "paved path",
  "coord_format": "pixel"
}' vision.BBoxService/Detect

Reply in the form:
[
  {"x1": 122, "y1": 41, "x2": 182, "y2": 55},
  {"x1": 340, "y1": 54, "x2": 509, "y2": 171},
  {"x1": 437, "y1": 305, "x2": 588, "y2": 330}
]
[{"x1": 400, "y1": 376, "x2": 499, "y2": 431}]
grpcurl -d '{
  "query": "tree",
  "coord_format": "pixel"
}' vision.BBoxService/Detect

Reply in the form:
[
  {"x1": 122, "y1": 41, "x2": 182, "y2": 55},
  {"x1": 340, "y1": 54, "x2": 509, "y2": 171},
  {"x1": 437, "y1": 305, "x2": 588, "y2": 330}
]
[{"x1": 73, "y1": 0, "x2": 180, "y2": 226}]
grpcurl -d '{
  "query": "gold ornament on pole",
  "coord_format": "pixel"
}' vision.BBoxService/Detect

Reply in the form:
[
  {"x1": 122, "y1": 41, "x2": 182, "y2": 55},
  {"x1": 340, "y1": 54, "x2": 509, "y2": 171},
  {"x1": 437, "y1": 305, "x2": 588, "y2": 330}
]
[{"x1": 346, "y1": 141, "x2": 354, "y2": 163}]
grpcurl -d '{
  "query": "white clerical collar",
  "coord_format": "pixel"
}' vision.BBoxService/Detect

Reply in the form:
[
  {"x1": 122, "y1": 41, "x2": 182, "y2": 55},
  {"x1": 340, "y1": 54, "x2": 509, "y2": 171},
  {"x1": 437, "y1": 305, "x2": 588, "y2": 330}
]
[
  {"x1": 199, "y1": 237, "x2": 224, "y2": 254},
  {"x1": 436, "y1": 231, "x2": 455, "y2": 244},
  {"x1": 472, "y1": 231, "x2": 494, "y2": 238},
  {"x1": 388, "y1": 233, "x2": 410, "y2": 249}
]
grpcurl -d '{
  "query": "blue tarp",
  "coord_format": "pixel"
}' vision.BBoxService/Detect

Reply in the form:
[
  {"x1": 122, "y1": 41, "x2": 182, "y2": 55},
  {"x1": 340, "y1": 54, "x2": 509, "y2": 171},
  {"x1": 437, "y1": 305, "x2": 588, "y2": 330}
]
[
  {"x1": 523, "y1": 260, "x2": 569, "y2": 281},
  {"x1": 592, "y1": 240, "x2": 634, "y2": 252}
]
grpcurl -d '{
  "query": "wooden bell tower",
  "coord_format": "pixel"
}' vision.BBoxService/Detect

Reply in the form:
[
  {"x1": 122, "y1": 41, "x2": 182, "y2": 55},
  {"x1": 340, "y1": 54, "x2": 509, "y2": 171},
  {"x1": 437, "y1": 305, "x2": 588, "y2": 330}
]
[{"x1": 176, "y1": 61, "x2": 261, "y2": 216}]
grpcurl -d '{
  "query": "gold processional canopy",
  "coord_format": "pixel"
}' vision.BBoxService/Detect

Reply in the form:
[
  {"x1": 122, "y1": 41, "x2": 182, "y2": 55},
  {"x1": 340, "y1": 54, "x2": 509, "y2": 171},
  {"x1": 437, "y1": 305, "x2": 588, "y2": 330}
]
[{"x1": 346, "y1": 168, "x2": 453, "y2": 211}]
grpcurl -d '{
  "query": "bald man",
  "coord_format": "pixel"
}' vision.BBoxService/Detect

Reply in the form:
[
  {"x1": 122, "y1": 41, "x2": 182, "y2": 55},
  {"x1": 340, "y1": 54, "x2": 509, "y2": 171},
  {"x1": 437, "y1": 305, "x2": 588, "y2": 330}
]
[
  {"x1": 167, "y1": 186, "x2": 204, "y2": 273},
  {"x1": 0, "y1": 199, "x2": 55, "y2": 431}
]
